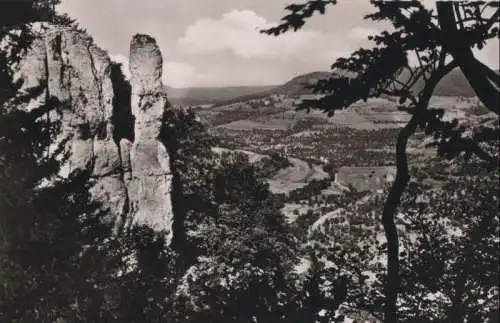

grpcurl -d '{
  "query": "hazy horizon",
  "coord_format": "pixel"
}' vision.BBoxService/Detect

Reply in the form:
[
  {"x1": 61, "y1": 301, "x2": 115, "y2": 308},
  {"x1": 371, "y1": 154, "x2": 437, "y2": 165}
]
[{"x1": 57, "y1": 0, "x2": 500, "y2": 88}]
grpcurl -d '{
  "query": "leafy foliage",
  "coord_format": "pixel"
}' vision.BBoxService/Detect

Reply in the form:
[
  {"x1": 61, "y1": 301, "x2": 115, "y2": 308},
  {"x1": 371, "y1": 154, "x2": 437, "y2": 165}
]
[
  {"x1": 0, "y1": 4, "x2": 170, "y2": 322},
  {"x1": 161, "y1": 109, "x2": 298, "y2": 321},
  {"x1": 2, "y1": 2, "x2": 499, "y2": 322},
  {"x1": 1, "y1": 0, "x2": 81, "y2": 106},
  {"x1": 263, "y1": 1, "x2": 499, "y2": 165},
  {"x1": 255, "y1": 151, "x2": 292, "y2": 178},
  {"x1": 304, "y1": 172, "x2": 499, "y2": 321},
  {"x1": 0, "y1": 99, "x2": 122, "y2": 322},
  {"x1": 265, "y1": 2, "x2": 499, "y2": 320},
  {"x1": 264, "y1": 1, "x2": 336, "y2": 35},
  {"x1": 398, "y1": 175, "x2": 499, "y2": 322},
  {"x1": 159, "y1": 108, "x2": 362, "y2": 322}
]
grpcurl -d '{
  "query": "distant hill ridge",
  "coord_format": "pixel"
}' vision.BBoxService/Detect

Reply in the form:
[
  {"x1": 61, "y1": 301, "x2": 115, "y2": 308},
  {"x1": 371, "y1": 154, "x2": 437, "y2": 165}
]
[
  {"x1": 166, "y1": 68, "x2": 499, "y2": 106},
  {"x1": 398, "y1": 67, "x2": 500, "y2": 97},
  {"x1": 164, "y1": 84, "x2": 277, "y2": 106}
]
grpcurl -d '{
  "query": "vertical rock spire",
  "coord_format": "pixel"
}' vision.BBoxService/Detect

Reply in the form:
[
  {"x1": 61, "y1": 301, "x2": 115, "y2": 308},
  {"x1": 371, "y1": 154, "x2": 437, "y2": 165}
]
[
  {"x1": 15, "y1": 27, "x2": 174, "y2": 240},
  {"x1": 126, "y1": 34, "x2": 173, "y2": 238},
  {"x1": 129, "y1": 34, "x2": 163, "y2": 96}
]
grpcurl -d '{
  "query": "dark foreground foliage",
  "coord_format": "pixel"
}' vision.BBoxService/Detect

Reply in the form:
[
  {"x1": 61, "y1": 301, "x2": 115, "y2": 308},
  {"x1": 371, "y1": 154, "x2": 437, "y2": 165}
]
[{"x1": 1, "y1": 1, "x2": 498, "y2": 322}]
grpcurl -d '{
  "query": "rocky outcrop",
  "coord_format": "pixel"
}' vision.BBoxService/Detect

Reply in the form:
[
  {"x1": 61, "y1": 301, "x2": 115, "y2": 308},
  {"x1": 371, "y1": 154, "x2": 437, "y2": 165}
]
[
  {"x1": 125, "y1": 34, "x2": 173, "y2": 235},
  {"x1": 15, "y1": 26, "x2": 174, "y2": 240}
]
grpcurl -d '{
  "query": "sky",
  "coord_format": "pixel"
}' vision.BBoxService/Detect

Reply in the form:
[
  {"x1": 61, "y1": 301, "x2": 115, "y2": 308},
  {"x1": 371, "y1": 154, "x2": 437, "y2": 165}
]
[{"x1": 57, "y1": 0, "x2": 499, "y2": 88}]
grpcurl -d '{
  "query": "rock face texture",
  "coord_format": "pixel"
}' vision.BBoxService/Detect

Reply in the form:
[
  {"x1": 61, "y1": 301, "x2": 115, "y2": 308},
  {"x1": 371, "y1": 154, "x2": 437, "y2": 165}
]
[
  {"x1": 15, "y1": 26, "x2": 174, "y2": 239},
  {"x1": 126, "y1": 34, "x2": 173, "y2": 234}
]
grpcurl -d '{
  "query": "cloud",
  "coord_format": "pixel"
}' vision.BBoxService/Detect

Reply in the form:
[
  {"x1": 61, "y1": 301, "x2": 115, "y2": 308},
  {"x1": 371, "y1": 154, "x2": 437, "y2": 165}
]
[
  {"x1": 110, "y1": 54, "x2": 205, "y2": 88},
  {"x1": 163, "y1": 61, "x2": 208, "y2": 88},
  {"x1": 347, "y1": 27, "x2": 378, "y2": 40},
  {"x1": 177, "y1": 10, "x2": 325, "y2": 60}
]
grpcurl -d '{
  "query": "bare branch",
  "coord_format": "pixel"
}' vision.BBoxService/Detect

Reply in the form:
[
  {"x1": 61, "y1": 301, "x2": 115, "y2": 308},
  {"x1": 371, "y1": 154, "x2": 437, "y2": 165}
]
[
  {"x1": 437, "y1": 50, "x2": 447, "y2": 68},
  {"x1": 484, "y1": 7, "x2": 500, "y2": 30},
  {"x1": 454, "y1": 2, "x2": 465, "y2": 30},
  {"x1": 469, "y1": 141, "x2": 498, "y2": 169},
  {"x1": 437, "y1": 2, "x2": 500, "y2": 114},
  {"x1": 474, "y1": 57, "x2": 500, "y2": 88},
  {"x1": 414, "y1": 51, "x2": 427, "y2": 80}
]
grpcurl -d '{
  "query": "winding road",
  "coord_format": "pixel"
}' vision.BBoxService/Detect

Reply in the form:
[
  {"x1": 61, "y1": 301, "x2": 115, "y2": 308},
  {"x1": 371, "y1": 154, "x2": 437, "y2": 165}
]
[{"x1": 212, "y1": 147, "x2": 329, "y2": 194}]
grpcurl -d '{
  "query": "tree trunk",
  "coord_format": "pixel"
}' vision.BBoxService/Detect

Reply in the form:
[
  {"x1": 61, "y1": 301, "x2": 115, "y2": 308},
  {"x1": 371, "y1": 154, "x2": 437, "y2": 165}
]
[
  {"x1": 384, "y1": 49, "x2": 463, "y2": 319},
  {"x1": 382, "y1": 116, "x2": 418, "y2": 322},
  {"x1": 381, "y1": 52, "x2": 459, "y2": 321}
]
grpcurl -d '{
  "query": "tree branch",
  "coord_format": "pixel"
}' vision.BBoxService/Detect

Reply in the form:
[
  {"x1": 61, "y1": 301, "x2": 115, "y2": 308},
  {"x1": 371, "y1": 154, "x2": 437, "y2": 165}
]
[
  {"x1": 438, "y1": 50, "x2": 447, "y2": 68},
  {"x1": 484, "y1": 7, "x2": 500, "y2": 30},
  {"x1": 437, "y1": 2, "x2": 499, "y2": 115},
  {"x1": 474, "y1": 58, "x2": 500, "y2": 88},
  {"x1": 382, "y1": 55, "x2": 458, "y2": 322},
  {"x1": 467, "y1": 140, "x2": 498, "y2": 170}
]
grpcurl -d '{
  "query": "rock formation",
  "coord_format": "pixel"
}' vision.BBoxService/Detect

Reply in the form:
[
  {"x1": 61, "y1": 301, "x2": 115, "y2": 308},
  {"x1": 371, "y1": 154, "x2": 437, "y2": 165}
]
[
  {"x1": 126, "y1": 34, "x2": 173, "y2": 235},
  {"x1": 14, "y1": 26, "x2": 174, "y2": 240}
]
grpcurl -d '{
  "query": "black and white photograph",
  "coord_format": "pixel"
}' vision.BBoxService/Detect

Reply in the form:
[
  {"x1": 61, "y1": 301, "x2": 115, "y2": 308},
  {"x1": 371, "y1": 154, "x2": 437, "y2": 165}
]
[{"x1": 0, "y1": 0, "x2": 499, "y2": 322}]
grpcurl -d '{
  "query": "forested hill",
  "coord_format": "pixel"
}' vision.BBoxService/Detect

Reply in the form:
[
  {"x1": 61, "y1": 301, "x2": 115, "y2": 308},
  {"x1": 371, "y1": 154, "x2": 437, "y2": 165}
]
[
  {"x1": 170, "y1": 68, "x2": 499, "y2": 106},
  {"x1": 164, "y1": 84, "x2": 277, "y2": 106}
]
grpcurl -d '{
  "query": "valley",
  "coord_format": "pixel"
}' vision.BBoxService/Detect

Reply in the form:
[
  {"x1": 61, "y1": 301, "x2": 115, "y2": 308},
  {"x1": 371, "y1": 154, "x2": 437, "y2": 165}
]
[
  {"x1": 198, "y1": 84, "x2": 490, "y2": 198},
  {"x1": 191, "y1": 80, "x2": 498, "y2": 307},
  {"x1": 2, "y1": 2, "x2": 498, "y2": 322}
]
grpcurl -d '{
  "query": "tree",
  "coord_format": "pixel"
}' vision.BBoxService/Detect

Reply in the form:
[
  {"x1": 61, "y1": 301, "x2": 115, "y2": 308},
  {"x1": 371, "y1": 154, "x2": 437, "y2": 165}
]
[
  {"x1": 112, "y1": 226, "x2": 180, "y2": 323},
  {"x1": 397, "y1": 174, "x2": 499, "y2": 322},
  {"x1": 1, "y1": 0, "x2": 78, "y2": 105},
  {"x1": 159, "y1": 106, "x2": 218, "y2": 262},
  {"x1": 0, "y1": 4, "x2": 127, "y2": 321},
  {"x1": 264, "y1": 1, "x2": 499, "y2": 320},
  {"x1": 159, "y1": 108, "x2": 316, "y2": 322},
  {"x1": 305, "y1": 189, "x2": 387, "y2": 321},
  {"x1": 0, "y1": 105, "x2": 180, "y2": 323},
  {"x1": 170, "y1": 150, "x2": 298, "y2": 322},
  {"x1": 306, "y1": 169, "x2": 499, "y2": 322},
  {"x1": 158, "y1": 110, "x2": 353, "y2": 322},
  {"x1": 0, "y1": 95, "x2": 124, "y2": 322}
]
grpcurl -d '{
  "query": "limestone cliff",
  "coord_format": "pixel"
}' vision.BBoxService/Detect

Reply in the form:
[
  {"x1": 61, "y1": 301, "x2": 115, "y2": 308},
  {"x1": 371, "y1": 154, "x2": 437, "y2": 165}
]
[
  {"x1": 126, "y1": 34, "x2": 173, "y2": 235},
  {"x1": 15, "y1": 26, "x2": 174, "y2": 240}
]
